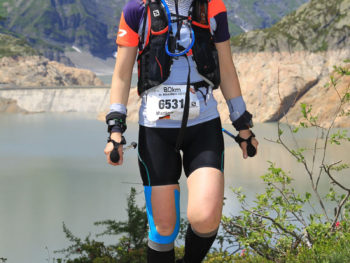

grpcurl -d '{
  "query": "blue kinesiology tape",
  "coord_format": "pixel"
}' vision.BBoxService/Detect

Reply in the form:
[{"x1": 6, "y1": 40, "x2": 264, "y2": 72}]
[
  {"x1": 227, "y1": 96, "x2": 246, "y2": 122},
  {"x1": 144, "y1": 186, "x2": 180, "y2": 244}
]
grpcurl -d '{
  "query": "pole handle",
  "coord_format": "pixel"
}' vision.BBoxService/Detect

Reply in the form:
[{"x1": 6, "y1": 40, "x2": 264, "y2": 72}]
[
  {"x1": 247, "y1": 143, "x2": 257, "y2": 157},
  {"x1": 110, "y1": 147, "x2": 120, "y2": 163},
  {"x1": 110, "y1": 142, "x2": 138, "y2": 164}
]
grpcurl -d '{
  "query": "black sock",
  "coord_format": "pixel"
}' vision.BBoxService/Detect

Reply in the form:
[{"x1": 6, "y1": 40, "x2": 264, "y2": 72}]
[
  {"x1": 183, "y1": 224, "x2": 217, "y2": 263},
  {"x1": 147, "y1": 246, "x2": 175, "y2": 263}
]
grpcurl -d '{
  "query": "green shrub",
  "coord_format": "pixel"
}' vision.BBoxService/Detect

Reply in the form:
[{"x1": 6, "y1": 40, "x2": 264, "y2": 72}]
[
  {"x1": 221, "y1": 63, "x2": 350, "y2": 262},
  {"x1": 54, "y1": 188, "x2": 148, "y2": 263}
]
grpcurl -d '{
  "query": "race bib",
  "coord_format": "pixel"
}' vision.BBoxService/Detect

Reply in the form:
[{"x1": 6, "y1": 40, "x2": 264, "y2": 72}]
[{"x1": 146, "y1": 85, "x2": 200, "y2": 122}]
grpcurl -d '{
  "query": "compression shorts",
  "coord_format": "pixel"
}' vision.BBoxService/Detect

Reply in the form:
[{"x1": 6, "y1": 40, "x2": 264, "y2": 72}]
[{"x1": 138, "y1": 117, "x2": 225, "y2": 186}]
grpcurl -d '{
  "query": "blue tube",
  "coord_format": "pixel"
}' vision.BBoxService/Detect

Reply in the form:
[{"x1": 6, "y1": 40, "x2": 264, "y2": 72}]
[
  {"x1": 160, "y1": 0, "x2": 173, "y2": 32},
  {"x1": 222, "y1": 128, "x2": 236, "y2": 139},
  {"x1": 160, "y1": 0, "x2": 195, "y2": 57},
  {"x1": 165, "y1": 29, "x2": 195, "y2": 57}
]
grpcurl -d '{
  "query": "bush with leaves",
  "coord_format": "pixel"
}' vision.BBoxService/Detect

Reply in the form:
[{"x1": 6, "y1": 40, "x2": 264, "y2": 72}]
[
  {"x1": 54, "y1": 188, "x2": 148, "y2": 263},
  {"x1": 53, "y1": 188, "x2": 239, "y2": 262},
  {"x1": 221, "y1": 61, "x2": 350, "y2": 262}
]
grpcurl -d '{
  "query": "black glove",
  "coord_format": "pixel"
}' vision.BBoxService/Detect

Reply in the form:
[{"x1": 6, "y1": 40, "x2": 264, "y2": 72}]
[
  {"x1": 234, "y1": 132, "x2": 257, "y2": 157},
  {"x1": 108, "y1": 136, "x2": 126, "y2": 163}
]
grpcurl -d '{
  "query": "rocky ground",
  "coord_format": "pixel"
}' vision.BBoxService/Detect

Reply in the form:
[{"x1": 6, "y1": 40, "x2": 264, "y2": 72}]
[
  {"x1": 215, "y1": 49, "x2": 350, "y2": 128},
  {"x1": 0, "y1": 97, "x2": 26, "y2": 113},
  {"x1": 0, "y1": 56, "x2": 104, "y2": 87},
  {"x1": 0, "y1": 55, "x2": 105, "y2": 113},
  {"x1": 283, "y1": 64, "x2": 350, "y2": 128}
]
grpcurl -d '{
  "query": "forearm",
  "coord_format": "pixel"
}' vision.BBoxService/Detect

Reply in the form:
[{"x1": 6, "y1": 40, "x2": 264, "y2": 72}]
[
  {"x1": 108, "y1": 46, "x2": 137, "y2": 140},
  {"x1": 110, "y1": 66, "x2": 132, "y2": 104},
  {"x1": 216, "y1": 40, "x2": 242, "y2": 100},
  {"x1": 215, "y1": 40, "x2": 253, "y2": 132},
  {"x1": 110, "y1": 46, "x2": 138, "y2": 105}
]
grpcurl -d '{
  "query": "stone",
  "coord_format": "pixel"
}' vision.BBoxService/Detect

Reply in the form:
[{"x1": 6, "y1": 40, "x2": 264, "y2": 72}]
[{"x1": 0, "y1": 56, "x2": 104, "y2": 87}]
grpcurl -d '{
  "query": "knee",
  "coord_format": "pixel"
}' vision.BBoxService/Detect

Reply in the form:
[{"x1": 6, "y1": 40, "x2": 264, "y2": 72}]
[
  {"x1": 145, "y1": 186, "x2": 181, "y2": 244},
  {"x1": 155, "y1": 218, "x2": 177, "y2": 236},
  {"x1": 149, "y1": 213, "x2": 180, "y2": 244},
  {"x1": 187, "y1": 209, "x2": 221, "y2": 233}
]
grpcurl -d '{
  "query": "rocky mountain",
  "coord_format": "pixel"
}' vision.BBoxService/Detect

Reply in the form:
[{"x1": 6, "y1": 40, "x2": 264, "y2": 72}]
[
  {"x1": 283, "y1": 63, "x2": 350, "y2": 128},
  {"x1": 0, "y1": 0, "x2": 307, "y2": 60},
  {"x1": 231, "y1": 0, "x2": 350, "y2": 53}
]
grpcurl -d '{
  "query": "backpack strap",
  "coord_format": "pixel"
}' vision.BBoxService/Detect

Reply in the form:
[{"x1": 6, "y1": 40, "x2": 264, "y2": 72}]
[
  {"x1": 139, "y1": 0, "x2": 150, "y2": 50},
  {"x1": 191, "y1": 0, "x2": 209, "y2": 27}
]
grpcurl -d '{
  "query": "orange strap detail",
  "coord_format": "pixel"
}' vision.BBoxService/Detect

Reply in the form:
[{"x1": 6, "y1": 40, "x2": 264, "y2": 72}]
[
  {"x1": 192, "y1": 20, "x2": 210, "y2": 29},
  {"x1": 151, "y1": 26, "x2": 169, "y2": 35}
]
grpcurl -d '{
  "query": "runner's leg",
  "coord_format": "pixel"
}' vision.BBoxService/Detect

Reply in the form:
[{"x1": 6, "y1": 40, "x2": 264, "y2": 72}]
[
  {"x1": 138, "y1": 125, "x2": 182, "y2": 263},
  {"x1": 181, "y1": 118, "x2": 225, "y2": 262},
  {"x1": 184, "y1": 168, "x2": 224, "y2": 263}
]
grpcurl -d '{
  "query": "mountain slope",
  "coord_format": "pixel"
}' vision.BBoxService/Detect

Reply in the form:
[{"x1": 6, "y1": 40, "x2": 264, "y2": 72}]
[
  {"x1": 0, "y1": 0, "x2": 308, "y2": 60},
  {"x1": 231, "y1": 0, "x2": 350, "y2": 53},
  {"x1": 0, "y1": 0, "x2": 127, "y2": 59},
  {"x1": 225, "y1": 0, "x2": 308, "y2": 33},
  {"x1": 0, "y1": 33, "x2": 37, "y2": 58}
]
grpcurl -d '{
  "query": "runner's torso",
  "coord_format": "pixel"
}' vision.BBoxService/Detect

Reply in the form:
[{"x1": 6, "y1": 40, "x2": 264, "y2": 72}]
[{"x1": 117, "y1": 0, "x2": 230, "y2": 128}]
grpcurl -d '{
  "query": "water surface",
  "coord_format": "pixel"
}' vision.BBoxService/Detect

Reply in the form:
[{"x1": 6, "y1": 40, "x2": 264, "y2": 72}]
[{"x1": 0, "y1": 114, "x2": 349, "y2": 262}]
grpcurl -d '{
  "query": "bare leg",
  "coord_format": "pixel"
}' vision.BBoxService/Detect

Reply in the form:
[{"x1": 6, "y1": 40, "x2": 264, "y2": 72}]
[
  {"x1": 187, "y1": 167, "x2": 224, "y2": 233},
  {"x1": 183, "y1": 167, "x2": 224, "y2": 263}
]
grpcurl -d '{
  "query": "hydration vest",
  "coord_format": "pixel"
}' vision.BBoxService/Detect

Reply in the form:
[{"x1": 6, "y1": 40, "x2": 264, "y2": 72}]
[{"x1": 137, "y1": 0, "x2": 221, "y2": 95}]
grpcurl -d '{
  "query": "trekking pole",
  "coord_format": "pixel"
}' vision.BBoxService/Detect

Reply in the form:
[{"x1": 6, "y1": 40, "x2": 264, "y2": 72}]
[
  {"x1": 222, "y1": 128, "x2": 256, "y2": 157},
  {"x1": 110, "y1": 142, "x2": 138, "y2": 163},
  {"x1": 123, "y1": 142, "x2": 138, "y2": 152}
]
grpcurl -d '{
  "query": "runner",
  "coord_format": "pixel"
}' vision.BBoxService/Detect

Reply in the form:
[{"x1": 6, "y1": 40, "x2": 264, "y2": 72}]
[{"x1": 104, "y1": 0, "x2": 259, "y2": 262}]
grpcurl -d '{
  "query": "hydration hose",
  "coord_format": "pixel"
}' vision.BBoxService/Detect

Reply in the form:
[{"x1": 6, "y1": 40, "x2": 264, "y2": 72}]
[{"x1": 160, "y1": 0, "x2": 195, "y2": 57}]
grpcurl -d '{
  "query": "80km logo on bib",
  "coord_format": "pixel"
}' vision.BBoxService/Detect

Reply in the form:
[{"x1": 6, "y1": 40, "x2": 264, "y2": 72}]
[{"x1": 158, "y1": 99, "x2": 185, "y2": 109}]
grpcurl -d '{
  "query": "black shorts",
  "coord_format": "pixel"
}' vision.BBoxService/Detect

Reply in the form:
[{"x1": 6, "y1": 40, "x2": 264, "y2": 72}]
[{"x1": 138, "y1": 118, "x2": 225, "y2": 186}]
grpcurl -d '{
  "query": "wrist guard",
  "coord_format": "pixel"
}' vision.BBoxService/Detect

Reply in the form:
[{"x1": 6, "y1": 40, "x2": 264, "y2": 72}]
[
  {"x1": 106, "y1": 112, "x2": 127, "y2": 133},
  {"x1": 107, "y1": 135, "x2": 127, "y2": 145},
  {"x1": 232, "y1": 110, "x2": 253, "y2": 131}
]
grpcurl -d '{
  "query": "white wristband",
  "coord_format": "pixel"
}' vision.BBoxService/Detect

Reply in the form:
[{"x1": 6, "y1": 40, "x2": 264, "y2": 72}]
[
  {"x1": 109, "y1": 103, "x2": 127, "y2": 115},
  {"x1": 227, "y1": 96, "x2": 246, "y2": 122}
]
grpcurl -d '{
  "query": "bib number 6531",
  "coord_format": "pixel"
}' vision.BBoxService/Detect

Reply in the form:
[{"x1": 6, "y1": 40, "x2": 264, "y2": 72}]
[{"x1": 158, "y1": 99, "x2": 185, "y2": 110}]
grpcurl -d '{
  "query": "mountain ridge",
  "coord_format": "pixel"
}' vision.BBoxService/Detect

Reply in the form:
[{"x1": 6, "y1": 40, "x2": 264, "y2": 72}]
[
  {"x1": 231, "y1": 0, "x2": 350, "y2": 53},
  {"x1": 0, "y1": 0, "x2": 308, "y2": 60}
]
